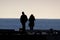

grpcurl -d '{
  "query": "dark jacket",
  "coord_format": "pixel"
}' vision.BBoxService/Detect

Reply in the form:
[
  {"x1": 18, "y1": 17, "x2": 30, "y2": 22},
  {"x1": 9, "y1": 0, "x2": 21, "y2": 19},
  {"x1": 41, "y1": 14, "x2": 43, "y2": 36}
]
[
  {"x1": 29, "y1": 15, "x2": 35, "y2": 27},
  {"x1": 20, "y1": 14, "x2": 28, "y2": 24}
]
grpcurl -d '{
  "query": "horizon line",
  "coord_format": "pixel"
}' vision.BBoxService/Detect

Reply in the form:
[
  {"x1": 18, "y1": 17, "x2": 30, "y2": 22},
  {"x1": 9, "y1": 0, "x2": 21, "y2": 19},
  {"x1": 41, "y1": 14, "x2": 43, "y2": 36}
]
[{"x1": 0, "y1": 18, "x2": 60, "y2": 19}]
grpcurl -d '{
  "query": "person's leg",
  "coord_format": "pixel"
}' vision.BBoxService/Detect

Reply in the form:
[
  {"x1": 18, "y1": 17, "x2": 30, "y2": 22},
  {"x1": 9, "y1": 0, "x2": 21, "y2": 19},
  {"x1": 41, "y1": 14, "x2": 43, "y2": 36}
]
[
  {"x1": 22, "y1": 23, "x2": 25, "y2": 31},
  {"x1": 23, "y1": 23, "x2": 25, "y2": 31},
  {"x1": 22, "y1": 23, "x2": 26, "y2": 34},
  {"x1": 31, "y1": 27, "x2": 33, "y2": 31},
  {"x1": 30, "y1": 27, "x2": 32, "y2": 32},
  {"x1": 22, "y1": 23, "x2": 23, "y2": 30},
  {"x1": 30, "y1": 27, "x2": 31, "y2": 31}
]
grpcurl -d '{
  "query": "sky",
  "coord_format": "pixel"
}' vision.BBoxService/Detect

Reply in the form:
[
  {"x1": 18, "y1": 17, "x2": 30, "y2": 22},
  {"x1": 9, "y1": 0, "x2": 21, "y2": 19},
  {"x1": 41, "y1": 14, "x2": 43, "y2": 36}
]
[{"x1": 0, "y1": 0, "x2": 60, "y2": 19}]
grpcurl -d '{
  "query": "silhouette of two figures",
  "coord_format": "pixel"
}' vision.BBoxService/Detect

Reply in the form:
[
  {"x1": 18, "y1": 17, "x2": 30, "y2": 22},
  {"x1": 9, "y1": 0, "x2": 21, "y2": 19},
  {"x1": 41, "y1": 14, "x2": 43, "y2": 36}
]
[{"x1": 20, "y1": 12, "x2": 35, "y2": 32}]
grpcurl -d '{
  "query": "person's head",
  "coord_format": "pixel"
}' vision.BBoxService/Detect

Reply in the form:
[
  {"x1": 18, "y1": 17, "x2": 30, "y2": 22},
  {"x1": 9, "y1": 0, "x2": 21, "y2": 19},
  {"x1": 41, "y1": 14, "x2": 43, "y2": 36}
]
[
  {"x1": 22, "y1": 11, "x2": 25, "y2": 15},
  {"x1": 31, "y1": 14, "x2": 33, "y2": 16}
]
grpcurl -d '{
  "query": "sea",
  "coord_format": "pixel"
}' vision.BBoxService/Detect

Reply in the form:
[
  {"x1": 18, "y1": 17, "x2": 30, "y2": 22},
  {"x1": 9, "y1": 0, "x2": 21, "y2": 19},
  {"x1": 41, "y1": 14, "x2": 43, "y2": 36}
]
[{"x1": 0, "y1": 18, "x2": 60, "y2": 31}]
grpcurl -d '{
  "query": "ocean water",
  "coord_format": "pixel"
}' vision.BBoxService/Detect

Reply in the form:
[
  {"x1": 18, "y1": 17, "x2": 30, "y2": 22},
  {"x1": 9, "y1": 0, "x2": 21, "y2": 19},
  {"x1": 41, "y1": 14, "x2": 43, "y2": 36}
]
[{"x1": 0, "y1": 18, "x2": 60, "y2": 31}]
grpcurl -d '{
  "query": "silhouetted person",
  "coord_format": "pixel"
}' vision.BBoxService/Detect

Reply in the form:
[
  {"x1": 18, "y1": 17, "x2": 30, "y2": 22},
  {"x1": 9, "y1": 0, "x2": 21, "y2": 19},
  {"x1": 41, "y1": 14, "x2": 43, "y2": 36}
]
[
  {"x1": 29, "y1": 14, "x2": 35, "y2": 31},
  {"x1": 20, "y1": 12, "x2": 28, "y2": 31}
]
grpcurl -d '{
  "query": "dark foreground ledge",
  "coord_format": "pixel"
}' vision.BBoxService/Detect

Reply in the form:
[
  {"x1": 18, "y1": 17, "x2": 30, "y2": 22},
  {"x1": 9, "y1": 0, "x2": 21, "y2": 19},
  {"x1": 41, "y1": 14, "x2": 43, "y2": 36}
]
[
  {"x1": 0, "y1": 35, "x2": 60, "y2": 40},
  {"x1": 0, "y1": 29, "x2": 60, "y2": 40}
]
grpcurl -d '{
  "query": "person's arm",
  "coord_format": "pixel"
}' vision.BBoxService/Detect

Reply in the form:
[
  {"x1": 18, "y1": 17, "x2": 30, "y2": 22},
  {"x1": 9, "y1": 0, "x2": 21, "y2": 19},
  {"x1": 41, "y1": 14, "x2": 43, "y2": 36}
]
[
  {"x1": 25, "y1": 15, "x2": 28, "y2": 21},
  {"x1": 34, "y1": 17, "x2": 35, "y2": 21},
  {"x1": 20, "y1": 16, "x2": 22, "y2": 22}
]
